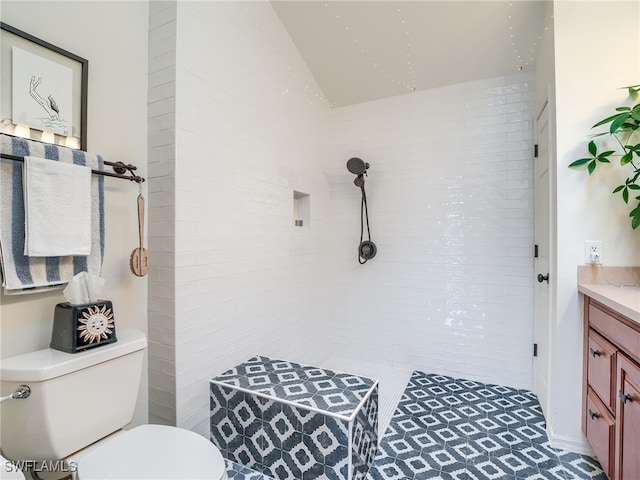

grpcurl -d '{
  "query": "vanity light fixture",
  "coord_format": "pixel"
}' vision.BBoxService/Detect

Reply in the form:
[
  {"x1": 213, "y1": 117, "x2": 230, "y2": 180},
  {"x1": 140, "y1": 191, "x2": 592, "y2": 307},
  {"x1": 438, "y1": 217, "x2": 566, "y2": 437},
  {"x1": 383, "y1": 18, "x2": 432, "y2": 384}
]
[
  {"x1": 13, "y1": 124, "x2": 30, "y2": 138},
  {"x1": 40, "y1": 130, "x2": 55, "y2": 144},
  {"x1": 64, "y1": 136, "x2": 80, "y2": 149}
]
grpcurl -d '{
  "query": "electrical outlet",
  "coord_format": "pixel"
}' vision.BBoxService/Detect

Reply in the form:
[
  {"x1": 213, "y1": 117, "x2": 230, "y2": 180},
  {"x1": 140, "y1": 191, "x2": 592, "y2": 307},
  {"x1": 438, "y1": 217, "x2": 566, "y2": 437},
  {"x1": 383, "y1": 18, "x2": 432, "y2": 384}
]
[{"x1": 585, "y1": 240, "x2": 603, "y2": 265}]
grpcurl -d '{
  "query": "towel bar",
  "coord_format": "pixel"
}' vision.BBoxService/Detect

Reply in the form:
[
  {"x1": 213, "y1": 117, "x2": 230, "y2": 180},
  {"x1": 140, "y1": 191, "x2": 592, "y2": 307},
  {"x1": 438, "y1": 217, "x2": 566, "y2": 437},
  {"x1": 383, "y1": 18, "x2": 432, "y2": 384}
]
[{"x1": 0, "y1": 153, "x2": 145, "y2": 183}]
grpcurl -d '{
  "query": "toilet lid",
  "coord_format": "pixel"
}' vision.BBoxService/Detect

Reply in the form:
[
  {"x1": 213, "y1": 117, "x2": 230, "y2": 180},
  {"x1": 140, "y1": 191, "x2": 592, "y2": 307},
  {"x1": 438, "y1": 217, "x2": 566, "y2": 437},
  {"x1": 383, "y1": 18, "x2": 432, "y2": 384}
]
[{"x1": 79, "y1": 425, "x2": 227, "y2": 479}]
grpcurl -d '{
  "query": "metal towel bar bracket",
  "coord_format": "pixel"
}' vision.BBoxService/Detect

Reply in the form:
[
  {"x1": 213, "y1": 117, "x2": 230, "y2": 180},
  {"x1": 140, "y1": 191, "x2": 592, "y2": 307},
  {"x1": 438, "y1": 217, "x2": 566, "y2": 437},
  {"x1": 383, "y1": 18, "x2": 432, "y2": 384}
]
[{"x1": 0, "y1": 153, "x2": 145, "y2": 183}]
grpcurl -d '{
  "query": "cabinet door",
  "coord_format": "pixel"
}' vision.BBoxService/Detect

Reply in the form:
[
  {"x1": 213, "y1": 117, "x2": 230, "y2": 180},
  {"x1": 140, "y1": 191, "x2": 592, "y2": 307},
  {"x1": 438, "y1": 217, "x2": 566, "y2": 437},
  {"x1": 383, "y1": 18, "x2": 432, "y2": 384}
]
[
  {"x1": 585, "y1": 387, "x2": 615, "y2": 479},
  {"x1": 615, "y1": 353, "x2": 640, "y2": 480},
  {"x1": 588, "y1": 329, "x2": 617, "y2": 414}
]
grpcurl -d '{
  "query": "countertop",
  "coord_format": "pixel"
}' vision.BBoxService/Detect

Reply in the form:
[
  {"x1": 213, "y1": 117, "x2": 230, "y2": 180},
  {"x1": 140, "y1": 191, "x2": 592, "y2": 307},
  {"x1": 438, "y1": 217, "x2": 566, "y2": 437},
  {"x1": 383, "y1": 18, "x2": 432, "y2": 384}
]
[
  {"x1": 577, "y1": 265, "x2": 640, "y2": 324},
  {"x1": 577, "y1": 283, "x2": 640, "y2": 324}
]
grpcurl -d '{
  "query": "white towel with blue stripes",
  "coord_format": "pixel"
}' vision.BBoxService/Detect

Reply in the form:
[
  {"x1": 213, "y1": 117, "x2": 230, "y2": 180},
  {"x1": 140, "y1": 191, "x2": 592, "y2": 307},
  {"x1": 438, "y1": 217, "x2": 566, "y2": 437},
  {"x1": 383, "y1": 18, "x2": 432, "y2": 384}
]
[{"x1": 0, "y1": 134, "x2": 105, "y2": 294}]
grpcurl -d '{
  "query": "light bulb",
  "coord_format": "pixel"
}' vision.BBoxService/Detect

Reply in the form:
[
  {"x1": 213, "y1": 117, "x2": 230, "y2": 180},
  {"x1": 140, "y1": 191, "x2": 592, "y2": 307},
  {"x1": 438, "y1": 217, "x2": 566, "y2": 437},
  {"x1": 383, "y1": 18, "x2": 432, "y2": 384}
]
[
  {"x1": 41, "y1": 130, "x2": 55, "y2": 143},
  {"x1": 13, "y1": 124, "x2": 30, "y2": 138},
  {"x1": 65, "y1": 136, "x2": 80, "y2": 149}
]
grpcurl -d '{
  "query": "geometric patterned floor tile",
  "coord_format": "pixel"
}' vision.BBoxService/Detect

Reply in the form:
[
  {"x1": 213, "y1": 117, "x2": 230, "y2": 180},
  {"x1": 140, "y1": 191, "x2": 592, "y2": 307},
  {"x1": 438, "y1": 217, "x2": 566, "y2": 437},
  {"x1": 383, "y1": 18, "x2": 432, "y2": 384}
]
[
  {"x1": 224, "y1": 368, "x2": 608, "y2": 480},
  {"x1": 556, "y1": 452, "x2": 608, "y2": 480},
  {"x1": 226, "y1": 459, "x2": 275, "y2": 480},
  {"x1": 213, "y1": 356, "x2": 376, "y2": 418},
  {"x1": 365, "y1": 370, "x2": 607, "y2": 480},
  {"x1": 212, "y1": 357, "x2": 378, "y2": 480}
]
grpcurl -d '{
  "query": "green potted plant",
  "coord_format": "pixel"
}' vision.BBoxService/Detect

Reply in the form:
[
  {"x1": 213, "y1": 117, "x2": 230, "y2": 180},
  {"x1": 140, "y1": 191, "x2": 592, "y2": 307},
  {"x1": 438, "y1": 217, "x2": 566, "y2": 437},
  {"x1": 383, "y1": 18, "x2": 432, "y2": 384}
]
[{"x1": 570, "y1": 84, "x2": 640, "y2": 229}]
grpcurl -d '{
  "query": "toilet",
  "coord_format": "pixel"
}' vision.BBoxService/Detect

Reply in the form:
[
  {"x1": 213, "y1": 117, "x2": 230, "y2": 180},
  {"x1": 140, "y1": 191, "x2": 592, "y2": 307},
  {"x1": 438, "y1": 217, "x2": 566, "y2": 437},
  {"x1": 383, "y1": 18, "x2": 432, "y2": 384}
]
[{"x1": 0, "y1": 329, "x2": 227, "y2": 480}]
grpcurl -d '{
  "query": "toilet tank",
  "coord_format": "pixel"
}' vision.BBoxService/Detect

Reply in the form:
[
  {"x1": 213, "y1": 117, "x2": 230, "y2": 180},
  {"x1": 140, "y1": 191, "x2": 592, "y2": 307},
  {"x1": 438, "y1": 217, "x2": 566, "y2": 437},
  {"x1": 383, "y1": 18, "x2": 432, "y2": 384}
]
[{"x1": 0, "y1": 329, "x2": 147, "y2": 461}]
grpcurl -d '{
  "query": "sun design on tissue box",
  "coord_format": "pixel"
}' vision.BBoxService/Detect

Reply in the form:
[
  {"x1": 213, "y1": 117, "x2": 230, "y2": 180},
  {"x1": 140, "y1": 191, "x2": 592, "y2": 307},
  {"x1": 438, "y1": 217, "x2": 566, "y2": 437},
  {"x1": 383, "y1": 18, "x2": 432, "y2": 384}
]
[{"x1": 77, "y1": 305, "x2": 114, "y2": 344}]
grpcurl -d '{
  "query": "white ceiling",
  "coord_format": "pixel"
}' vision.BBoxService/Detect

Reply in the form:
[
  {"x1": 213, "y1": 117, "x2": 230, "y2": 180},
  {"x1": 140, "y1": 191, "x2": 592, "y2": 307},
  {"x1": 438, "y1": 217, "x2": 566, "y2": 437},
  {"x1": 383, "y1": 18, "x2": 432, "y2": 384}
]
[{"x1": 271, "y1": 1, "x2": 550, "y2": 107}]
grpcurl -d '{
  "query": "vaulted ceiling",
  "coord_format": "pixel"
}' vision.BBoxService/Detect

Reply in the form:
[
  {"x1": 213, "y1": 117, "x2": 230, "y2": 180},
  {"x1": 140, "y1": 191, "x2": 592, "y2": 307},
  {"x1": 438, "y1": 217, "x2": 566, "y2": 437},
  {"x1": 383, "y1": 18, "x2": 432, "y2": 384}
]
[{"x1": 272, "y1": 1, "x2": 550, "y2": 107}]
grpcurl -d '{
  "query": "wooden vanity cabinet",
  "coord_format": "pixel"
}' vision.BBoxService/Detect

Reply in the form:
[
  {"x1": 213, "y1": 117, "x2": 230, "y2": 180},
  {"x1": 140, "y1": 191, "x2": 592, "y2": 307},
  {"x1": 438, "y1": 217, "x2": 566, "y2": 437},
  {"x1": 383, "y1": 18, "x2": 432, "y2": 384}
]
[
  {"x1": 586, "y1": 329, "x2": 617, "y2": 414},
  {"x1": 583, "y1": 297, "x2": 640, "y2": 480},
  {"x1": 615, "y1": 353, "x2": 640, "y2": 480},
  {"x1": 585, "y1": 386, "x2": 615, "y2": 477}
]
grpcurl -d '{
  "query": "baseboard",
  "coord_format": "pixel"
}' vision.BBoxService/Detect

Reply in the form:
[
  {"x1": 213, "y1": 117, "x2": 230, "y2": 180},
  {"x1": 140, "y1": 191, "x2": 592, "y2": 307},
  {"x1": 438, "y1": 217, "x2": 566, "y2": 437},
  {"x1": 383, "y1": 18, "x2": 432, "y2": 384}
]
[{"x1": 546, "y1": 424, "x2": 594, "y2": 456}]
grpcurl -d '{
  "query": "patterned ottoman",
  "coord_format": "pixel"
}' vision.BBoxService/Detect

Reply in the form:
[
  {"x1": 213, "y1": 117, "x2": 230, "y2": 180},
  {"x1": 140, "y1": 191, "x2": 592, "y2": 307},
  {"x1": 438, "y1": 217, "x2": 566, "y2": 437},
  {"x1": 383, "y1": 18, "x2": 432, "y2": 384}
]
[{"x1": 210, "y1": 356, "x2": 378, "y2": 480}]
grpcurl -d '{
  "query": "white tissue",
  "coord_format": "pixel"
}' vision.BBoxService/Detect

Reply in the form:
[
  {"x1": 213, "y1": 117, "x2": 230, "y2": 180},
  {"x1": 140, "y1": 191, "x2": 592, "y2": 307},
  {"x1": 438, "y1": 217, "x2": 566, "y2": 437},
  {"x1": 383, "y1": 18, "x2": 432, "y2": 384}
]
[{"x1": 63, "y1": 272, "x2": 105, "y2": 305}]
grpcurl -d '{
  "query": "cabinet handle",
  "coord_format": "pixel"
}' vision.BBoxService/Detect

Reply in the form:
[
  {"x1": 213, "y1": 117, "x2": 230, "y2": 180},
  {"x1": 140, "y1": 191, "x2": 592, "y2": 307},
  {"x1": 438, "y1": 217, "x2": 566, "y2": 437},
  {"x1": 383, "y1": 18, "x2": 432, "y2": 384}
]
[
  {"x1": 588, "y1": 409, "x2": 600, "y2": 420},
  {"x1": 619, "y1": 391, "x2": 634, "y2": 404},
  {"x1": 589, "y1": 348, "x2": 601, "y2": 358}
]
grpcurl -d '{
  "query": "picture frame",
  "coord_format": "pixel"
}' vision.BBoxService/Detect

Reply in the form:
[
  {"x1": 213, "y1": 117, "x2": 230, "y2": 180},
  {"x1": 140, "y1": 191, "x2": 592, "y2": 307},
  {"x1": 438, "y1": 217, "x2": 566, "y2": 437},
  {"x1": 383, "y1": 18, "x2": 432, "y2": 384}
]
[{"x1": 0, "y1": 22, "x2": 88, "y2": 150}]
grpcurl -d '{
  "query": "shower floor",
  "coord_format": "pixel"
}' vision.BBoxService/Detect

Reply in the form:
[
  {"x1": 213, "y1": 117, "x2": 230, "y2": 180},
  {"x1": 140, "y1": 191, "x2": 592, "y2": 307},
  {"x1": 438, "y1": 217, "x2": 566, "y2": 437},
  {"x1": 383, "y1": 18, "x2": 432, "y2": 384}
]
[{"x1": 223, "y1": 359, "x2": 606, "y2": 480}]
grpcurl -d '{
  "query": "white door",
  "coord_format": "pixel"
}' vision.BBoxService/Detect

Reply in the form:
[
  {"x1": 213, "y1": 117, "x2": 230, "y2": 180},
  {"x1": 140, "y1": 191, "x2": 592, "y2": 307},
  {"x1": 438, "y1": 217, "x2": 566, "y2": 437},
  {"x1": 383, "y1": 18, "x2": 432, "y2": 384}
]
[{"x1": 533, "y1": 99, "x2": 552, "y2": 418}]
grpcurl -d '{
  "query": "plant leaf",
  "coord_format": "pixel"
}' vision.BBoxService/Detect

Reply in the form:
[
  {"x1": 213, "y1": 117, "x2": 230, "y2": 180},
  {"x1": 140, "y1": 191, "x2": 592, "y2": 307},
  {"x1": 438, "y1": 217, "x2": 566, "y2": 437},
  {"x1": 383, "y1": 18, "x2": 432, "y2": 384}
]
[
  {"x1": 593, "y1": 113, "x2": 624, "y2": 128},
  {"x1": 588, "y1": 160, "x2": 596, "y2": 175},
  {"x1": 623, "y1": 188, "x2": 629, "y2": 203},
  {"x1": 597, "y1": 151, "x2": 614, "y2": 163},
  {"x1": 588, "y1": 140, "x2": 597, "y2": 156},
  {"x1": 620, "y1": 121, "x2": 639, "y2": 131},
  {"x1": 633, "y1": 202, "x2": 640, "y2": 229},
  {"x1": 627, "y1": 85, "x2": 640, "y2": 95},
  {"x1": 616, "y1": 106, "x2": 631, "y2": 111},
  {"x1": 610, "y1": 112, "x2": 631, "y2": 133},
  {"x1": 621, "y1": 152, "x2": 633, "y2": 165},
  {"x1": 569, "y1": 158, "x2": 591, "y2": 167},
  {"x1": 628, "y1": 184, "x2": 640, "y2": 190},
  {"x1": 613, "y1": 185, "x2": 625, "y2": 193}
]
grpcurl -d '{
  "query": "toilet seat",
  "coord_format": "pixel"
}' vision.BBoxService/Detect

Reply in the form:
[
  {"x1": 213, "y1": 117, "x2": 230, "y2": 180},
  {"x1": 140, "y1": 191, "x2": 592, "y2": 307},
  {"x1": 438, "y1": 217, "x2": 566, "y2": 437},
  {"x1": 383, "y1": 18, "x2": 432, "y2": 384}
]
[{"x1": 78, "y1": 425, "x2": 227, "y2": 479}]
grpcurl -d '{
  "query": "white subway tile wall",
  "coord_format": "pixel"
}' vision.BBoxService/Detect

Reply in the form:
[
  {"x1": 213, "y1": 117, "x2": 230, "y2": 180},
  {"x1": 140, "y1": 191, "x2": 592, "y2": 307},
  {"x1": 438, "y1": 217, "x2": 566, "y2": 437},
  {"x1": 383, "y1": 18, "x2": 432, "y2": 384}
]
[
  {"x1": 147, "y1": 1, "x2": 536, "y2": 437},
  {"x1": 328, "y1": 74, "x2": 535, "y2": 390},
  {"x1": 147, "y1": 0, "x2": 178, "y2": 427},
  {"x1": 148, "y1": 1, "x2": 333, "y2": 435}
]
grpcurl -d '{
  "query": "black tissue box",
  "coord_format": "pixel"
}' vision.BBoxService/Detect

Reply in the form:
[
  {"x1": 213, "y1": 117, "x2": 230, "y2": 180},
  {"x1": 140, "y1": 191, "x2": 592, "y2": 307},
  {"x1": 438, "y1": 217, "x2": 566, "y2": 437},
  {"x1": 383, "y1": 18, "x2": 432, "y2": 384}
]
[{"x1": 50, "y1": 301, "x2": 117, "y2": 353}]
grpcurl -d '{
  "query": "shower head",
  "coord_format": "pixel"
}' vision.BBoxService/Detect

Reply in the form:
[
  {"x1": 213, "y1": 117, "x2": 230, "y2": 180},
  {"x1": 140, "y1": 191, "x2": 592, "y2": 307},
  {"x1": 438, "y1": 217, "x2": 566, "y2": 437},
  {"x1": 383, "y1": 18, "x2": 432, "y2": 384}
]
[
  {"x1": 347, "y1": 156, "x2": 376, "y2": 264},
  {"x1": 346, "y1": 157, "x2": 369, "y2": 176}
]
